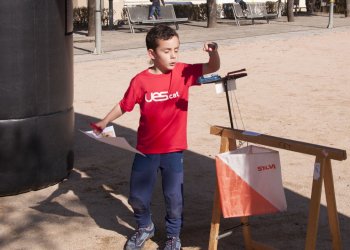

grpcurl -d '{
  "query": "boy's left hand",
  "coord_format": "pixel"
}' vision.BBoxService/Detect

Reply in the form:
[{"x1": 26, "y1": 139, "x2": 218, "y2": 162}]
[{"x1": 203, "y1": 42, "x2": 218, "y2": 52}]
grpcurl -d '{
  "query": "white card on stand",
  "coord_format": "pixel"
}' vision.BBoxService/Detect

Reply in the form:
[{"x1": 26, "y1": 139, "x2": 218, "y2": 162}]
[{"x1": 215, "y1": 79, "x2": 236, "y2": 94}]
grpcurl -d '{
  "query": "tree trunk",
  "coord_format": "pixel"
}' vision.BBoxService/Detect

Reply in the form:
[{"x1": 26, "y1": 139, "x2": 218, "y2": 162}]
[
  {"x1": 88, "y1": 0, "x2": 96, "y2": 36},
  {"x1": 287, "y1": 0, "x2": 295, "y2": 22},
  {"x1": 108, "y1": 0, "x2": 114, "y2": 29},
  {"x1": 310, "y1": 0, "x2": 316, "y2": 12},
  {"x1": 207, "y1": 0, "x2": 217, "y2": 28},
  {"x1": 346, "y1": 0, "x2": 350, "y2": 17}
]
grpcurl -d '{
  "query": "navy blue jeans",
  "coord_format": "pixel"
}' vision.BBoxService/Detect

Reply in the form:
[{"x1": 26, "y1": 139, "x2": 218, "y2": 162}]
[{"x1": 128, "y1": 152, "x2": 184, "y2": 237}]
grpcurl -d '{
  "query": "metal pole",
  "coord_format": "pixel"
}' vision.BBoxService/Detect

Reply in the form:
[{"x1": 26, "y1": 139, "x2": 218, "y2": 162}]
[
  {"x1": 224, "y1": 78, "x2": 234, "y2": 129},
  {"x1": 327, "y1": 0, "x2": 334, "y2": 29},
  {"x1": 94, "y1": 0, "x2": 102, "y2": 54},
  {"x1": 109, "y1": 0, "x2": 114, "y2": 30}
]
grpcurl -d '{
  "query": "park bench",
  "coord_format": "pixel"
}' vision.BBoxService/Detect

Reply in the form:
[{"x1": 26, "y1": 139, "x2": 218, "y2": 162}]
[
  {"x1": 125, "y1": 5, "x2": 188, "y2": 33},
  {"x1": 232, "y1": 2, "x2": 278, "y2": 26}
]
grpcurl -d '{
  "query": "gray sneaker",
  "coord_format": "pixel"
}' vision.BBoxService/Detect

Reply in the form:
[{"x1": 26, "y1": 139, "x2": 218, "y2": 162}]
[
  {"x1": 164, "y1": 236, "x2": 181, "y2": 250},
  {"x1": 124, "y1": 223, "x2": 155, "y2": 250}
]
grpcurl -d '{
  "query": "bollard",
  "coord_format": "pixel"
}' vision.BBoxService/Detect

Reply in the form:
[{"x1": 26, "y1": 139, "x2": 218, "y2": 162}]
[{"x1": 0, "y1": 0, "x2": 74, "y2": 196}]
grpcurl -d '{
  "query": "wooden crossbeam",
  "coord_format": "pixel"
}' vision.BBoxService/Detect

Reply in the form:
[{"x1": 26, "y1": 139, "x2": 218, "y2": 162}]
[{"x1": 210, "y1": 126, "x2": 347, "y2": 161}]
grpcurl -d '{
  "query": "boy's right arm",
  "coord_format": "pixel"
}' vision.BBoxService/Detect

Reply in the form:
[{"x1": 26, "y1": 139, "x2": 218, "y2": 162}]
[{"x1": 94, "y1": 103, "x2": 124, "y2": 133}]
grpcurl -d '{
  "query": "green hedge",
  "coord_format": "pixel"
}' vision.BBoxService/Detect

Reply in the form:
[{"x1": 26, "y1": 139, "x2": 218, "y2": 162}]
[
  {"x1": 173, "y1": 4, "x2": 208, "y2": 21},
  {"x1": 73, "y1": 7, "x2": 88, "y2": 30},
  {"x1": 73, "y1": 7, "x2": 111, "y2": 30}
]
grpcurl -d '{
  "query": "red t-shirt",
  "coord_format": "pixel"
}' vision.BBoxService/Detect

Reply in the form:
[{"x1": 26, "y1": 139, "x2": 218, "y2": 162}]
[{"x1": 119, "y1": 62, "x2": 203, "y2": 154}]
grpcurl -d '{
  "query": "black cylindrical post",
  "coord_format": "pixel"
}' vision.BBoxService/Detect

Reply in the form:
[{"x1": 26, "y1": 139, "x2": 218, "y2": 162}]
[
  {"x1": 224, "y1": 79, "x2": 234, "y2": 129},
  {"x1": 0, "y1": 0, "x2": 74, "y2": 196}
]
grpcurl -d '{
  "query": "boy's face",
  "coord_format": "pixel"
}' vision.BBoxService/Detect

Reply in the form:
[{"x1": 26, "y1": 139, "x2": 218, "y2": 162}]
[{"x1": 148, "y1": 36, "x2": 180, "y2": 73}]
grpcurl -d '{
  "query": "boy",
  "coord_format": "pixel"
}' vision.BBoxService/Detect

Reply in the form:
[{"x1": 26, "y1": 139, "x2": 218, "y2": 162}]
[{"x1": 94, "y1": 24, "x2": 220, "y2": 250}]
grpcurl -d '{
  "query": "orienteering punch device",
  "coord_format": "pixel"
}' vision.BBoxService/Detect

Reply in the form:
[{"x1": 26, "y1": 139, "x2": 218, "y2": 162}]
[
  {"x1": 223, "y1": 69, "x2": 247, "y2": 129},
  {"x1": 197, "y1": 69, "x2": 248, "y2": 129},
  {"x1": 197, "y1": 68, "x2": 247, "y2": 84}
]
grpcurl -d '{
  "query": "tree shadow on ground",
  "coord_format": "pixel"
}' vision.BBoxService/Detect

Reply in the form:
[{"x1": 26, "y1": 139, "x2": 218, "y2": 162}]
[{"x1": 28, "y1": 112, "x2": 350, "y2": 249}]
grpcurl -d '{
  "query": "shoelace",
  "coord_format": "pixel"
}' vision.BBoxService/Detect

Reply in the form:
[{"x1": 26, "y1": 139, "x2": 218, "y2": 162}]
[
  {"x1": 130, "y1": 229, "x2": 142, "y2": 241},
  {"x1": 165, "y1": 237, "x2": 177, "y2": 248},
  {"x1": 131, "y1": 226, "x2": 151, "y2": 241}
]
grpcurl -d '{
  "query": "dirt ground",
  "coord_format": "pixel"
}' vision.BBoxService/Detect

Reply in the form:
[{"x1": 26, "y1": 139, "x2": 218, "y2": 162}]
[{"x1": 1, "y1": 26, "x2": 349, "y2": 249}]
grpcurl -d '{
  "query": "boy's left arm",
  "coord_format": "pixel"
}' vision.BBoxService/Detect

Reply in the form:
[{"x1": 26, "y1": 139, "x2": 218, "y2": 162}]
[{"x1": 202, "y1": 42, "x2": 220, "y2": 75}]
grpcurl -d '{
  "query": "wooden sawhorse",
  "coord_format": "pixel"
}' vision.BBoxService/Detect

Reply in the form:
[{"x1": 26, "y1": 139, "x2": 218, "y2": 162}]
[{"x1": 208, "y1": 125, "x2": 347, "y2": 250}]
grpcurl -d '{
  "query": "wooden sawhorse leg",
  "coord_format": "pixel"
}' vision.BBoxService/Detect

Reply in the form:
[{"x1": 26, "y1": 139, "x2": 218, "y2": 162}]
[
  {"x1": 324, "y1": 158, "x2": 342, "y2": 249},
  {"x1": 208, "y1": 184, "x2": 222, "y2": 250},
  {"x1": 305, "y1": 156, "x2": 325, "y2": 250},
  {"x1": 305, "y1": 156, "x2": 342, "y2": 250},
  {"x1": 208, "y1": 136, "x2": 236, "y2": 250}
]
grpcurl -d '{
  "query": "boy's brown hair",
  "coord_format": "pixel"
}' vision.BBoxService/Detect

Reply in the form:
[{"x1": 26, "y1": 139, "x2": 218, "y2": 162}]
[{"x1": 145, "y1": 24, "x2": 179, "y2": 50}]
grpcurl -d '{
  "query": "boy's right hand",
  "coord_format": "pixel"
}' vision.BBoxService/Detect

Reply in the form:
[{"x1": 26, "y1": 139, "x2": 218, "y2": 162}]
[{"x1": 90, "y1": 121, "x2": 107, "y2": 135}]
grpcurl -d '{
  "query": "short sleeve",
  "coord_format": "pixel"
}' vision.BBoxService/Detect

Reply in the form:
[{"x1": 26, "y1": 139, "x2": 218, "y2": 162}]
[
  {"x1": 181, "y1": 63, "x2": 203, "y2": 87},
  {"x1": 119, "y1": 77, "x2": 141, "y2": 112}
]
